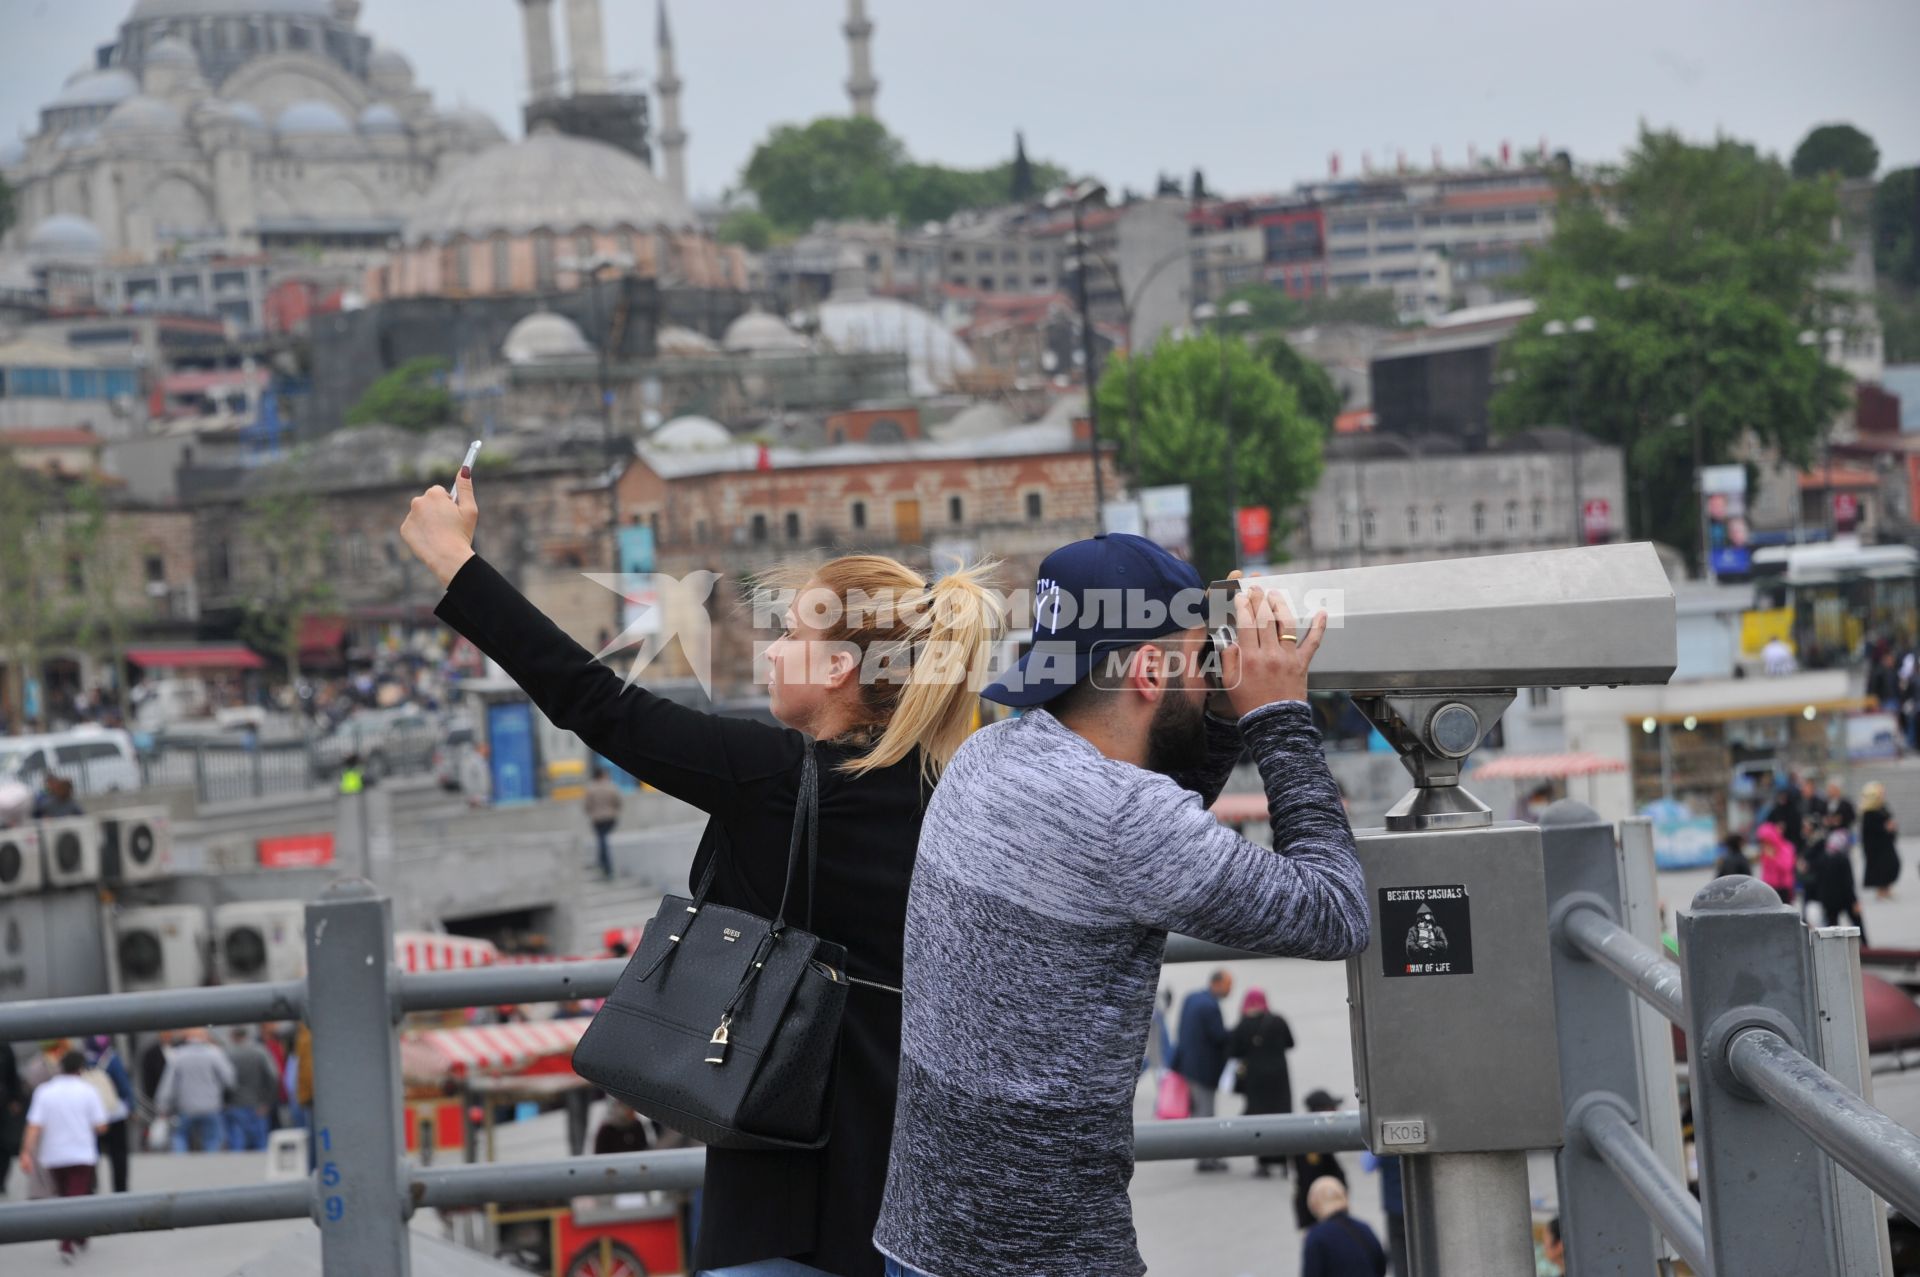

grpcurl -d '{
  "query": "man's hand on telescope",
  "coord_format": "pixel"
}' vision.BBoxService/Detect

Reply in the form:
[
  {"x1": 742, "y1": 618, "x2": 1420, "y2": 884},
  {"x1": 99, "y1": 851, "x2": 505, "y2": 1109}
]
[{"x1": 1220, "y1": 584, "x2": 1327, "y2": 718}]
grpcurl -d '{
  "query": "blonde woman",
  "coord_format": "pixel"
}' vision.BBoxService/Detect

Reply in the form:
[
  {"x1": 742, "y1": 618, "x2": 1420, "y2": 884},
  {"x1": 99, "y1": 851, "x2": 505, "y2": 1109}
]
[
  {"x1": 1861, "y1": 781, "x2": 1900, "y2": 900},
  {"x1": 401, "y1": 470, "x2": 1001, "y2": 1277}
]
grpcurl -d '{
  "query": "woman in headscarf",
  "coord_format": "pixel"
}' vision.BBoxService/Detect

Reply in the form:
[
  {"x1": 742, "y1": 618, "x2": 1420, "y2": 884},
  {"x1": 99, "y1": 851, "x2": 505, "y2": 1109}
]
[
  {"x1": 1861, "y1": 781, "x2": 1901, "y2": 900},
  {"x1": 1754, "y1": 821, "x2": 1799, "y2": 906},
  {"x1": 1227, "y1": 988, "x2": 1295, "y2": 1179}
]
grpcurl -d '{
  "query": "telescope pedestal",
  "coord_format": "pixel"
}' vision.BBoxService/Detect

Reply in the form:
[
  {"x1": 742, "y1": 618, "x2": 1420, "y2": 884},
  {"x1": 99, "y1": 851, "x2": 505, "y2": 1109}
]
[{"x1": 1403, "y1": 1151, "x2": 1536, "y2": 1276}]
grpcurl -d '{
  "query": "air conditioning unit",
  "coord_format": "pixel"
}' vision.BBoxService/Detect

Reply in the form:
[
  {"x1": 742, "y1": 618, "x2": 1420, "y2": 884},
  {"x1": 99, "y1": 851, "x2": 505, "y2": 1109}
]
[
  {"x1": 100, "y1": 808, "x2": 173, "y2": 884},
  {"x1": 39, "y1": 817, "x2": 101, "y2": 889},
  {"x1": 0, "y1": 826, "x2": 44, "y2": 898},
  {"x1": 214, "y1": 900, "x2": 307, "y2": 984},
  {"x1": 115, "y1": 905, "x2": 209, "y2": 993}
]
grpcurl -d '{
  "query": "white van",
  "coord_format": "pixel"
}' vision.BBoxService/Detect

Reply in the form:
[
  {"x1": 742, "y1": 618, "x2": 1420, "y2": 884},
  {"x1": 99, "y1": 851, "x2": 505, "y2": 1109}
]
[{"x1": 0, "y1": 727, "x2": 142, "y2": 797}]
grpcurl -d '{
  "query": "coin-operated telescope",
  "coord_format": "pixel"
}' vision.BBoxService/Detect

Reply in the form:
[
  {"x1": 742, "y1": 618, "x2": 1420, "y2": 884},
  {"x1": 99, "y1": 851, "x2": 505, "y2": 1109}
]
[{"x1": 1225, "y1": 543, "x2": 1676, "y2": 1277}]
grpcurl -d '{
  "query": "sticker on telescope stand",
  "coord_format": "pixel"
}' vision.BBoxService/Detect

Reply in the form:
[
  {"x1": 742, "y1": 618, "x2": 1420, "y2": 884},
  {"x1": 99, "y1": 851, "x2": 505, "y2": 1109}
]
[{"x1": 1379, "y1": 884, "x2": 1473, "y2": 977}]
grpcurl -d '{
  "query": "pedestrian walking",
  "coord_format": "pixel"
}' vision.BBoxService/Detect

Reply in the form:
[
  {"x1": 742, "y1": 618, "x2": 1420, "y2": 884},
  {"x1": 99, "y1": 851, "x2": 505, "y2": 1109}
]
[
  {"x1": 1144, "y1": 988, "x2": 1175, "y2": 1084},
  {"x1": 1293, "y1": 1089, "x2": 1351, "y2": 1230},
  {"x1": 1173, "y1": 972, "x2": 1234, "y2": 1172},
  {"x1": 1299, "y1": 1176, "x2": 1387, "y2": 1277},
  {"x1": 402, "y1": 467, "x2": 1004, "y2": 1277},
  {"x1": 1861, "y1": 781, "x2": 1901, "y2": 899},
  {"x1": 222, "y1": 1028, "x2": 279, "y2": 1152},
  {"x1": 583, "y1": 762, "x2": 623, "y2": 880},
  {"x1": 156, "y1": 1027, "x2": 236, "y2": 1153},
  {"x1": 1228, "y1": 988, "x2": 1295, "y2": 1178},
  {"x1": 1365, "y1": 1153, "x2": 1406, "y2": 1276},
  {"x1": 19, "y1": 1049, "x2": 107, "y2": 1262},
  {"x1": 82, "y1": 1036, "x2": 133, "y2": 1192},
  {"x1": 1755, "y1": 821, "x2": 1798, "y2": 905},
  {"x1": 1813, "y1": 826, "x2": 1868, "y2": 939},
  {"x1": 1713, "y1": 833, "x2": 1751, "y2": 880},
  {"x1": 872, "y1": 548, "x2": 1365, "y2": 1277}
]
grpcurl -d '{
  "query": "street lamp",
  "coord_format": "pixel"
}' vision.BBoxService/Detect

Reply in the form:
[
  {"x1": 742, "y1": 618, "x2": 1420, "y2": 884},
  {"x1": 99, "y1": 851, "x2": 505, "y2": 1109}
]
[
  {"x1": 1195, "y1": 297, "x2": 1254, "y2": 569},
  {"x1": 558, "y1": 250, "x2": 636, "y2": 628},
  {"x1": 1542, "y1": 315, "x2": 1595, "y2": 547},
  {"x1": 1047, "y1": 180, "x2": 1110, "y2": 528}
]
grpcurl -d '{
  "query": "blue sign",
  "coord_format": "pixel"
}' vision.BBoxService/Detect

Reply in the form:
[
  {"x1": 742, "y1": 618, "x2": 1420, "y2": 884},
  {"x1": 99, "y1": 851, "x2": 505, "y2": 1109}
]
[
  {"x1": 617, "y1": 524, "x2": 655, "y2": 576},
  {"x1": 486, "y1": 701, "x2": 538, "y2": 805},
  {"x1": 1643, "y1": 797, "x2": 1718, "y2": 870},
  {"x1": 1709, "y1": 546, "x2": 1751, "y2": 577}
]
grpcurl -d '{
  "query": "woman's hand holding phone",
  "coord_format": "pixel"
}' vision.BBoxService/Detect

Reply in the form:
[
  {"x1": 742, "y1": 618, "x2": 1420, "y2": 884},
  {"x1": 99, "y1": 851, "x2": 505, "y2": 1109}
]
[{"x1": 402, "y1": 465, "x2": 479, "y2": 588}]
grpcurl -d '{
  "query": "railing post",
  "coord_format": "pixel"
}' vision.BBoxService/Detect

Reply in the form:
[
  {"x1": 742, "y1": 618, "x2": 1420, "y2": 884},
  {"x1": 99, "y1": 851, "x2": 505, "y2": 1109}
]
[
  {"x1": 1616, "y1": 818, "x2": 1686, "y2": 1188},
  {"x1": 1809, "y1": 926, "x2": 1894, "y2": 1277},
  {"x1": 305, "y1": 879, "x2": 411, "y2": 1275},
  {"x1": 1540, "y1": 801, "x2": 1664, "y2": 1272},
  {"x1": 1678, "y1": 875, "x2": 1843, "y2": 1276}
]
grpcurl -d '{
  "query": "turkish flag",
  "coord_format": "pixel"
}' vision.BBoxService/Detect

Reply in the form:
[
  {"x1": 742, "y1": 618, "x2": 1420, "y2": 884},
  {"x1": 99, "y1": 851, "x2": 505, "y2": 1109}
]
[{"x1": 756, "y1": 443, "x2": 772, "y2": 473}]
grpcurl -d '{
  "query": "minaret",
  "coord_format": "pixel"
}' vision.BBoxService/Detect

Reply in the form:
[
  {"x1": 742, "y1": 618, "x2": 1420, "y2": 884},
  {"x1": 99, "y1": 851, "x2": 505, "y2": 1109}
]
[
  {"x1": 655, "y1": 0, "x2": 687, "y2": 199},
  {"x1": 566, "y1": 0, "x2": 609, "y2": 94},
  {"x1": 844, "y1": 0, "x2": 877, "y2": 119},
  {"x1": 519, "y1": 0, "x2": 558, "y2": 100}
]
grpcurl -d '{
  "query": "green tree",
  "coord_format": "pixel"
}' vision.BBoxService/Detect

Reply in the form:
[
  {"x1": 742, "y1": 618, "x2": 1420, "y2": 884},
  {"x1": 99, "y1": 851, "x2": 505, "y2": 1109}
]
[
  {"x1": 1791, "y1": 123, "x2": 1879, "y2": 181},
  {"x1": 1255, "y1": 333, "x2": 1344, "y2": 431},
  {"x1": 1096, "y1": 336, "x2": 1325, "y2": 580},
  {"x1": 236, "y1": 479, "x2": 336, "y2": 686},
  {"x1": 0, "y1": 451, "x2": 51, "y2": 723},
  {"x1": 48, "y1": 481, "x2": 134, "y2": 722},
  {"x1": 1875, "y1": 167, "x2": 1919, "y2": 290},
  {"x1": 1492, "y1": 128, "x2": 1851, "y2": 566},
  {"x1": 346, "y1": 356, "x2": 455, "y2": 431},
  {"x1": 741, "y1": 116, "x2": 1069, "y2": 231},
  {"x1": 0, "y1": 174, "x2": 14, "y2": 240},
  {"x1": 716, "y1": 207, "x2": 775, "y2": 252}
]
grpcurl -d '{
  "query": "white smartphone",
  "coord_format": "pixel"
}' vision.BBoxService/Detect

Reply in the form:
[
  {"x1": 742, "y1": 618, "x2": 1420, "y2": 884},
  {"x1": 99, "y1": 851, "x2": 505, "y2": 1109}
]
[{"x1": 449, "y1": 440, "x2": 482, "y2": 503}]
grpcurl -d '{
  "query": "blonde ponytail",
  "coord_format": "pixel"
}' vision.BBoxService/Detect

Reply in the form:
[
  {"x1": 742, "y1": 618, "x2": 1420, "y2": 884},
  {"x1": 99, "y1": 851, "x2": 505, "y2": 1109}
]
[{"x1": 843, "y1": 561, "x2": 1005, "y2": 786}]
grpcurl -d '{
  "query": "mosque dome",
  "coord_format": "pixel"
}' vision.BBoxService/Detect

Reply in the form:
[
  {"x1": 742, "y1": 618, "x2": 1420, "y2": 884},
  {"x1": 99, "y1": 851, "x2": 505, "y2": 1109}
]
[
  {"x1": 405, "y1": 129, "x2": 694, "y2": 244},
  {"x1": 650, "y1": 415, "x2": 733, "y2": 450},
  {"x1": 502, "y1": 311, "x2": 593, "y2": 365},
  {"x1": 26, "y1": 214, "x2": 107, "y2": 260},
  {"x1": 129, "y1": 0, "x2": 333, "y2": 18},
  {"x1": 368, "y1": 45, "x2": 415, "y2": 92},
  {"x1": 143, "y1": 35, "x2": 199, "y2": 68},
  {"x1": 722, "y1": 304, "x2": 810, "y2": 356},
  {"x1": 101, "y1": 94, "x2": 186, "y2": 137},
  {"x1": 931, "y1": 402, "x2": 1016, "y2": 442},
  {"x1": 358, "y1": 103, "x2": 405, "y2": 134},
  {"x1": 815, "y1": 248, "x2": 976, "y2": 396},
  {"x1": 437, "y1": 107, "x2": 505, "y2": 145},
  {"x1": 656, "y1": 324, "x2": 721, "y2": 357},
  {"x1": 57, "y1": 128, "x2": 102, "y2": 152},
  {"x1": 277, "y1": 99, "x2": 353, "y2": 136},
  {"x1": 49, "y1": 68, "x2": 139, "y2": 110},
  {"x1": 198, "y1": 98, "x2": 267, "y2": 130}
]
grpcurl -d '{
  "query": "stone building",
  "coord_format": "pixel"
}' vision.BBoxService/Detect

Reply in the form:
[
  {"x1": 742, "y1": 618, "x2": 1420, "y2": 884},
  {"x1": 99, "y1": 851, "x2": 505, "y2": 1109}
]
[{"x1": 0, "y1": 0, "x2": 504, "y2": 262}]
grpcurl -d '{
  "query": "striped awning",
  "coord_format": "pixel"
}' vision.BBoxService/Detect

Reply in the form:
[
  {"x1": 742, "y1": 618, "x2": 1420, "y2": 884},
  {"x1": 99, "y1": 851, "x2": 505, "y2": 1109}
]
[
  {"x1": 1470, "y1": 752, "x2": 1628, "y2": 781},
  {"x1": 403, "y1": 1018, "x2": 591, "y2": 1083},
  {"x1": 394, "y1": 932, "x2": 499, "y2": 973}
]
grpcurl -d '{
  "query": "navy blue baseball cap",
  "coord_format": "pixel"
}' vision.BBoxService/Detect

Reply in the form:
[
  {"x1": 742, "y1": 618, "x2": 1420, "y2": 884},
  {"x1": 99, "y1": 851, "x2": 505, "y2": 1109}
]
[{"x1": 983, "y1": 532, "x2": 1209, "y2": 707}]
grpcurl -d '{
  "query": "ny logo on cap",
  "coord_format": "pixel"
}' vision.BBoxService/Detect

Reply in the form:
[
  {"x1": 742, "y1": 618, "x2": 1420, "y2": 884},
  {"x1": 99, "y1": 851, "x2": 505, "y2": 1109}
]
[{"x1": 1036, "y1": 578, "x2": 1062, "y2": 633}]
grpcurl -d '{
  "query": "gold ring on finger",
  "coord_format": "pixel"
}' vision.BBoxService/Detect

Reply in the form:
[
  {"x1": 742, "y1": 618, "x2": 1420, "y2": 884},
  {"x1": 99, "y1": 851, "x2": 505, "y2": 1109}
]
[{"x1": 1279, "y1": 633, "x2": 1300, "y2": 644}]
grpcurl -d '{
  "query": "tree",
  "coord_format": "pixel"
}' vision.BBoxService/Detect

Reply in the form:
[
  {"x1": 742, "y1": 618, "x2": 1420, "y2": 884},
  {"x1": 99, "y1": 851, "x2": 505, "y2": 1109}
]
[
  {"x1": 0, "y1": 175, "x2": 14, "y2": 241},
  {"x1": 1255, "y1": 333, "x2": 1344, "y2": 431},
  {"x1": 236, "y1": 478, "x2": 336, "y2": 686},
  {"x1": 1095, "y1": 336, "x2": 1325, "y2": 580},
  {"x1": 1491, "y1": 128, "x2": 1850, "y2": 566},
  {"x1": 1791, "y1": 123, "x2": 1879, "y2": 181},
  {"x1": 0, "y1": 451, "x2": 51, "y2": 725},
  {"x1": 1875, "y1": 167, "x2": 1919, "y2": 290},
  {"x1": 716, "y1": 207, "x2": 775, "y2": 252},
  {"x1": 1190, "y1": 168, "x2": 1210, "y2": 201},
  {"x1": 346, "y1": 356, "x2": 455, "y2": 431},
  {"x1": 48, "y1": 481, "x2": 134, "y2": 723},
  {"x1": 740, "y1": 116, "x2": 1069, "y2": 230}
]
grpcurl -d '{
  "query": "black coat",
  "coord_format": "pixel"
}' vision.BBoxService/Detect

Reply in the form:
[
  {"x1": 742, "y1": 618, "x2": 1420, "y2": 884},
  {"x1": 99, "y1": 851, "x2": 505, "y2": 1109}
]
[
  {"x1": 1863, "y1": 808, "x2": 1901, "y2": 889},
  {"x1": 438, "y1": 555, "x2": 924, "y2": 1277},
  {"x1": 1228, "y1": 1011, "x2": 1295, "y2": 1116}
]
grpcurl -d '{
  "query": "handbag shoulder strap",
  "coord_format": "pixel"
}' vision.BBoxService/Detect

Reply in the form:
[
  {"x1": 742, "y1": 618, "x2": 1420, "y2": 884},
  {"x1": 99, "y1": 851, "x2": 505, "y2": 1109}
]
[{"x1": 772, "y1": 741, "x2": 819, "y2": 931}]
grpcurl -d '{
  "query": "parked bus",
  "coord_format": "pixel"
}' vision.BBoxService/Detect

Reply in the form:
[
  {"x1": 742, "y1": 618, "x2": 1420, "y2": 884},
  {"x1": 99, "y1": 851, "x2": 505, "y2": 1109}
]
[{"x1": 1750, "y1": 539, "x2": 1920, "y2": 668}]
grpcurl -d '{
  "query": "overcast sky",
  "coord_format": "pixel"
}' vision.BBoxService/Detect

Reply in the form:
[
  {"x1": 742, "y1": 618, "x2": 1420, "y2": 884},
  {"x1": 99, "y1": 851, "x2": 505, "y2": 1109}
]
[{"x1": 4, "y1": 0, "x2": 1917, "y2": 204}]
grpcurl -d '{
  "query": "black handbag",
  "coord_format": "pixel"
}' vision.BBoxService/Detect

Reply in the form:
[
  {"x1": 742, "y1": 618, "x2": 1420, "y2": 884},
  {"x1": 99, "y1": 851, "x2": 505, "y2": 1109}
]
[{"x1": 572, "y1": 743, "x2": 850, "y2": 1150}]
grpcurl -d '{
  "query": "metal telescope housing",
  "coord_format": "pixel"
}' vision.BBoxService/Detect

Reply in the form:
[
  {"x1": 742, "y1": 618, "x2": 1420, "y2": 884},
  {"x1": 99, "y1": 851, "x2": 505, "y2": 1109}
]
[{"x1": 1224, "y1": 543, "x2": 1676, "y2": 830}]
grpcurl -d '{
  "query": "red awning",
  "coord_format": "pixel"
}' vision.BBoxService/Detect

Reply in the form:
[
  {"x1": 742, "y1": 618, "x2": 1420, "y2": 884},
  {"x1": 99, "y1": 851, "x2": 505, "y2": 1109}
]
[
  {"x1": 127, "y1": 645, "x2": 266, "y2": 671},
  {"x1": 402, "y1": 1019, "x2": 591, "y2": 1084},
  {"x1": 298, "y1": 615, "x2": 347, "y2": 653}
]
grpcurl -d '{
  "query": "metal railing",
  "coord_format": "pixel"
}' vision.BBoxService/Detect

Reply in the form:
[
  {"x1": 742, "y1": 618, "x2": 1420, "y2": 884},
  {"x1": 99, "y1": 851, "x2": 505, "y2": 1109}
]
[
  {"x1": 0, "y1": 883, "x2": 1356, "y2": 1272},
  {"x1": 1543, "y1": 807, "x2": 1913, "y2": 1277}
]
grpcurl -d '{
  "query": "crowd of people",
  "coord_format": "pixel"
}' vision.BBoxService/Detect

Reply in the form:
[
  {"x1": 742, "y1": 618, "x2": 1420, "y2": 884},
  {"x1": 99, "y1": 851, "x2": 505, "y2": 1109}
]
[{"x1": 1719, "y1": 772, "x2": 1900, "y2": 940}]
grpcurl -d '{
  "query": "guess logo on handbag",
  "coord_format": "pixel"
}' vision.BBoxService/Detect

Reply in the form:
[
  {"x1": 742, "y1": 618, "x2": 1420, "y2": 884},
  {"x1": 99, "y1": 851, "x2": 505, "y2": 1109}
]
[{"x1": 722, "y1": 928, "x2": 742, "y2": 943}]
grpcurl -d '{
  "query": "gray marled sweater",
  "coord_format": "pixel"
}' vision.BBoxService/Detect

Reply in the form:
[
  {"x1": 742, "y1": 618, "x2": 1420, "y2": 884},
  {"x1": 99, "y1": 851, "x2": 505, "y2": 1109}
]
[{"x1": 873, "y1": 701, "x2": 1368, "y2": 1277}]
